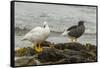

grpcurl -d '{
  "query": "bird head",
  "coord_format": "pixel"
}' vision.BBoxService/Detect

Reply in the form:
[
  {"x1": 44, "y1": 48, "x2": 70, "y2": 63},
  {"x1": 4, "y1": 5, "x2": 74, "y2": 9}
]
[
  {"x1": 78, "y1": 20, "x2": 84, "y2": 26},
  {"x1": 43, "y1": 21, "x2": 48, "y2": 28}
]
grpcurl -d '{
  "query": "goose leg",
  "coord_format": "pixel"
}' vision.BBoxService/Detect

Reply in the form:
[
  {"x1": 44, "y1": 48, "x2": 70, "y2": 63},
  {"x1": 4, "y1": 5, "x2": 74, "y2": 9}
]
[
  {"x1": 70, "y1": 37, "x2": 75, "y2": 43},
  {"x1": 72, "y1": 38, "x2": 75, "y2": 43},
  {"x1": 74, "y1": 38, "x2": 77, "y2": 42},
  {"x1": 34, "y1": 43, "x2": 43, "y2": 53},
  {"x1": 72, "y1": 37, "x2": 77, "y2": 43},
  {"x1": 39, "y1": 43, "x2": 43, "y2": 52},
  {"x1": 70, "y1": 37, "x2": 74, "y2": 43}
]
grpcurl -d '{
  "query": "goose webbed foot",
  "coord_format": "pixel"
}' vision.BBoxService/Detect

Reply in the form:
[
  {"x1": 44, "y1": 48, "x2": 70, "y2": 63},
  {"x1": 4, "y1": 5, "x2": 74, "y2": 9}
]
[{"x1": 33, "y1": 43, "x2": 43, "y2": 53}]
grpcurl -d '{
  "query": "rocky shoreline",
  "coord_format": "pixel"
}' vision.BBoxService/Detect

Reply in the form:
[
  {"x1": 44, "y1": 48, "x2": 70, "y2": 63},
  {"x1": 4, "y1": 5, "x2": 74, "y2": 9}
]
[{"x1": 15, "y1": 41, "x2": 97, "y2": 66}]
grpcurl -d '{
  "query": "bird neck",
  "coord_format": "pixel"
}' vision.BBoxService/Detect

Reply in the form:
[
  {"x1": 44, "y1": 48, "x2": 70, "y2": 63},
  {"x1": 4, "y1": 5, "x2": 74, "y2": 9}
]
[
  {"x1": 45, "y1": 25, "x2": 49, "y2": 29},
  {"x1": 78, "y1": 24, "x2": 83, "y2": 26}
]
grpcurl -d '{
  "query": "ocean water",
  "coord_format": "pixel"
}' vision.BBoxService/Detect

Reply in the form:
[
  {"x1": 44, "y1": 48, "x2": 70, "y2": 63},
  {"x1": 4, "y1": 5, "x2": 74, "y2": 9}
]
[
  {"x1": 15, "y1": 2, "x2": 97, "y2": 48},
  {"x1": 15, "y1": 34, "x2": 96, "y2": 48}
]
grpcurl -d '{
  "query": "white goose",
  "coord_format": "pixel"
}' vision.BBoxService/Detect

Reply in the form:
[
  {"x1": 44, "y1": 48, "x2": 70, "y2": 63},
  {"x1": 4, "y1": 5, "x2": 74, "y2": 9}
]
[{"x1": 22, "y1": 21, "x2": 50, "y2": 53}]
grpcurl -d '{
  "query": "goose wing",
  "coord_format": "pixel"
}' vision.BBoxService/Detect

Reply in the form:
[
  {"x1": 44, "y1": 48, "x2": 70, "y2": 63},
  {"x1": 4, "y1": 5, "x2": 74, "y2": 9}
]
[
  {"x1": 22, "y1": 27, "x2": 44, "y2": 41},
  {"x1": 67, "y1": 25, "x2": 77, "y2": 31}
]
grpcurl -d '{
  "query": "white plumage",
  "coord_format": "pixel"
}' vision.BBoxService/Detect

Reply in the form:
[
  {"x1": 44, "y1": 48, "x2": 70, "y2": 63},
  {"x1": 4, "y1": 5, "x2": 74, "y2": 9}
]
[
  {"x1": 61, "y1": 29, "x2": 68, "y2": 36},
  {"x1": 22, "y1": 21, "x2": 50, "y2": 52}
]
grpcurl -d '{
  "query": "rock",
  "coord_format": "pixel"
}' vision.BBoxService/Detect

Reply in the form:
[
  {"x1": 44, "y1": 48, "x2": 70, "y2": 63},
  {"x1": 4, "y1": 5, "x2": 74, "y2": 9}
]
[
  {"x1": 54, "y1": 42, "x2": 86, "y2": 51},
  {"x1": 68, "y1": 56, "x2": 81, "y2": 63},
  {"x1": 54, "y1": 43, "x2": 67, "y2": 50},
  {"x1": 15, "y1": 41, "x2": 97, "y2": 66},
  {"x1": 15, "y1": 57, "x2": 37, "y2": 66},
  {"x1": 63, "y1": 49, "x2": 82, "y2": 56},
  {"x1": 67, "y1": 56, "x2": 92, "y2": 63},
  {"x1": 85, "y1": 43, "x2": 97, "y2": 52},
  {"x1": 41, "y1": 41, "x2": 52, "y2": 47},
  {"x1": 15, "y1": 47, "x2": 36, "y2": 57},
  {"x1": 61, "y1": 49, "x2": 95, "y2": 63},
  {"x1": 15, "y1": 41, "x2": 53, "y2": 57},
  {"x1": 37, "y1": 47, "x2": 66, "y2": 63}
]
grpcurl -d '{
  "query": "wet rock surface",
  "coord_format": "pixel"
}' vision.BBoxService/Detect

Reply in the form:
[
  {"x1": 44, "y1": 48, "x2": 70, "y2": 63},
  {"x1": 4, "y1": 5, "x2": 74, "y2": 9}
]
[
  {"x1": 37, "y1": 47, "x2": 66, "y2": 63},
  {"x1": 15, "y1": 57, "x2": 37, "y2": 66},
  {"x1": 15, "y1": 41, "x2": 97, "y2": 66},
  {"x1": 15, "y1": 47, "x2": 36, "y2": 57}
]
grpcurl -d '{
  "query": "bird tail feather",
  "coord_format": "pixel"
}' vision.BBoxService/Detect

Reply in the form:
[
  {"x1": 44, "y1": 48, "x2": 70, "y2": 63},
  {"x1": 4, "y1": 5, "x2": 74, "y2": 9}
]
[{"x1": 61, "y1": 31, "x2": 69, "y2": 36}]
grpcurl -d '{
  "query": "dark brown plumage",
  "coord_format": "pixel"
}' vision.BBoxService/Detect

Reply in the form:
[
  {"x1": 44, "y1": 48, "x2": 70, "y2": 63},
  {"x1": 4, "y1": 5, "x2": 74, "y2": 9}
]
[{"x1": 67, "y1": 21, "x2": 85, "y2": 38}]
